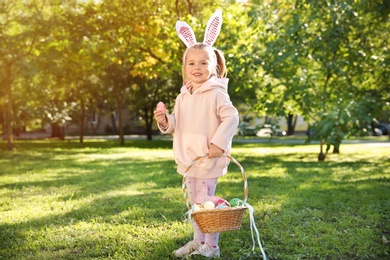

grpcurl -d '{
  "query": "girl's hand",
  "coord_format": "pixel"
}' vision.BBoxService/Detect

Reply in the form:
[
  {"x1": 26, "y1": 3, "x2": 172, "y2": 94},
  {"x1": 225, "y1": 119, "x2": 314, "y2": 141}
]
[
  {"x1": 208, "y1": 144, "x2": 224, "y2": 158},
  {"x1": 153, "y1": 110, "x2": 168, "y2": 128}
]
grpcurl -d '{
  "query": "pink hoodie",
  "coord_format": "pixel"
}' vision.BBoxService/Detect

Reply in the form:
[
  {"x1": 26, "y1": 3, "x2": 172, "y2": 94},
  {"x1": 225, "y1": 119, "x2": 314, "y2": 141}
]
[{"x1": 159, "y1": 77, "x2": 239, "y2": 179}]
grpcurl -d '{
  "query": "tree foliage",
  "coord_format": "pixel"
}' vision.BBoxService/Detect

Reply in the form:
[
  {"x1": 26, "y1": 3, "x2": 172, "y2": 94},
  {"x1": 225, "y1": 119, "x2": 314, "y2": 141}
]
[
  {"x1": 256, "y1": 0, "x2": 389, "y2": 159},
  {"x1": 0, "y1": 0, "x2": 388, "y2": 157}
]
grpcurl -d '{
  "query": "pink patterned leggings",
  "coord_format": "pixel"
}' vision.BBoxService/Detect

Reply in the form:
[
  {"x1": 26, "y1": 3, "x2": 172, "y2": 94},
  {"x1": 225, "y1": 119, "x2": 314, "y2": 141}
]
[{"x1": 186, "y1": 177, "x2": 219, "y2": 247}]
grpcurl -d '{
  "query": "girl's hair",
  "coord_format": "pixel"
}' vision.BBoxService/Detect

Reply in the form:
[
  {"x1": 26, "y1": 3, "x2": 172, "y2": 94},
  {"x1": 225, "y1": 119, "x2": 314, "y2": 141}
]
[{"x1": 182, "y1": 43, "x2": 227, "y2": 81}]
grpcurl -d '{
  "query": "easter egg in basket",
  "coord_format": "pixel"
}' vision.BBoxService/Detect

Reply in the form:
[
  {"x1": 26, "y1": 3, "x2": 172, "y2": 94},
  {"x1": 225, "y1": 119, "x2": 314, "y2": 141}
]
[
  {"x1": 203, "y1": 201, "x2": 215, "y2": 209},
  {"x1": 229, "y1": 198, "x2": 244, "y2": 207}
]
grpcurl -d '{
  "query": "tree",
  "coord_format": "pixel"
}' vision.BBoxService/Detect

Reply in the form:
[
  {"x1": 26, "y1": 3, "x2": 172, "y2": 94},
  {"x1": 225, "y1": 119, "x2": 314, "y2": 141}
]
[
  {"x1": 90, "y1": 0, "x2": 154, "y2": 144},
  {"x1": 2, "y1": 0, "x2": 387, "y2": 151},
  {"x1": 0, "y1": 0, "x2": 48, "y2": 150},
  {"x1": 256, "y1": 0, "x2": 389, "y2": 160},
  {"x1": 52, "y1": 1, "x2": 101, "y2": 142}
]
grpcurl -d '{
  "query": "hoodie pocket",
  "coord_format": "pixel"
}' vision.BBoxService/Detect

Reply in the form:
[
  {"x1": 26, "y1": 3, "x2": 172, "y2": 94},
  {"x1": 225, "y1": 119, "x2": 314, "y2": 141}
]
[
  {"x1": 177, "y1": 134, "x2": 229, "y2": 171},
  {"x1": 181, "y1": 134, "x2": 209, "y2": 160}
]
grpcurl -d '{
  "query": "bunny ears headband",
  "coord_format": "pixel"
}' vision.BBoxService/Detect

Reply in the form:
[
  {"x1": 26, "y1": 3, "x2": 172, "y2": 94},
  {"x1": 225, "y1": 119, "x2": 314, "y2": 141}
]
[{"x1": 176, "y1": 10, "x2": 222, "y2": 48}]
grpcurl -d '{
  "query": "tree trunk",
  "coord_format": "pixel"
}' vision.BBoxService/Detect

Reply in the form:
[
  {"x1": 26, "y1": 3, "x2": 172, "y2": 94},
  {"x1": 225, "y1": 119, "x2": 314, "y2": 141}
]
[
  {"x1": 51, "y1": 123, "x2": 64, "y2": 139},
  {"x1": 1, "y1": 110, "x2": 5, "y2": 140},
  {"x1": 61, "y1": 125, "x2": 65, "y2": 140},
  {"x1": 144, "y1": 105, "x2": 153, "y2": 141},
  {"x1": 110, "y1": 113, "x2": 118, "y2": 134},
  {"x1": 79, "y1": 101, "x2": 85, "y2": 143},
  {"x1": 5, "y1": 63, "x2": 14, "y2": 151},
  {"x1": 318, "y1": 139, "x2": 326, "y2": 161},
  {"x1": 286, "y1": 114, "x2": 297, "y2": 135},
  {"x1": 118, "y1": 107, "x2": 124, "y2": 145},
  {"x1": 333, "y1": 142, "x2": 340, "y2": 154}
]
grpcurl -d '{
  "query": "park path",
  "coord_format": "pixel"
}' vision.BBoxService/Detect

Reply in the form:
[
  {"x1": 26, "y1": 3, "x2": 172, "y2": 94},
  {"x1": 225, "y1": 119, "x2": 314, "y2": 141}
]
[{"x1": 12, "y1": 131, "x2": 390, "y2": 147}]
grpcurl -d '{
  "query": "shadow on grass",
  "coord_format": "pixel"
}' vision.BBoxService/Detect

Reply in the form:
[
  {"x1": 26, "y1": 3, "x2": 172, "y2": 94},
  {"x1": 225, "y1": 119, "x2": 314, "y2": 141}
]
[
  {"x1": 231, "y1": 155, "x2": 389, "y2": 259},
  {"x1": 1, "y1": 140, "x2": 389, "y2": 259},
  {"x1": 0, "y1": 192, "x2": 184, "y2": 259}
]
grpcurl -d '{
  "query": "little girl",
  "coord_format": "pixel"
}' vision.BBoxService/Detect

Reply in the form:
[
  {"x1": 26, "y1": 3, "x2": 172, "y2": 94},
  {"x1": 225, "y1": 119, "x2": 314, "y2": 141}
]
[{"x1": 154, "y1": 10, "x2": 239, "y2": 258}]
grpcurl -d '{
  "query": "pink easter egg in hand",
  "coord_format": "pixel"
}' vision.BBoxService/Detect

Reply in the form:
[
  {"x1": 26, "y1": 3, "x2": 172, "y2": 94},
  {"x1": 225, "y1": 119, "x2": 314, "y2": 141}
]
[{"x1": 156, "y1": 102, "x2": 166, "y2": 113}]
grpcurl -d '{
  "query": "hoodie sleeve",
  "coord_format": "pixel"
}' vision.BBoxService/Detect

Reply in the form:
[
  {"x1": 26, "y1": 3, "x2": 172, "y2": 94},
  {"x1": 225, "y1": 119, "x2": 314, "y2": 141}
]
[
  {"x1": 210, "y1": 90, "x2": 239, "y2": 151},
  {"x1": 158, "y1": 113, "x2": 175, "y2": 134},
  {"x1": 157, "y1": 94, "x2": 183, "y2": 134}
]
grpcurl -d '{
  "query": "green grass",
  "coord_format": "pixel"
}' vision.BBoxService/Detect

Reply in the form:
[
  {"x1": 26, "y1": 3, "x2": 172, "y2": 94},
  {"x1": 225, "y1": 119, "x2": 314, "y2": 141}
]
[{"x1": 0, "y1": 139, "x2": 389, "y2": 259}]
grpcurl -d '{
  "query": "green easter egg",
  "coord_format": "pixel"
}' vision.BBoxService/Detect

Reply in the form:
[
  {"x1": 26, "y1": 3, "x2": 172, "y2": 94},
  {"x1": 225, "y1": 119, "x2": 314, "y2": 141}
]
[{"x1": 229, "y1": 198, "x2": 243, "y2": 207}]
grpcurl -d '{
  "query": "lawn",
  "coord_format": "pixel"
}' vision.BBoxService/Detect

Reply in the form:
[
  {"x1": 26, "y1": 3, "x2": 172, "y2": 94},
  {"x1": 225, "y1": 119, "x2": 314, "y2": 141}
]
[{"x1": 0, "y1": 139, "x2": 389, "y2": 259}]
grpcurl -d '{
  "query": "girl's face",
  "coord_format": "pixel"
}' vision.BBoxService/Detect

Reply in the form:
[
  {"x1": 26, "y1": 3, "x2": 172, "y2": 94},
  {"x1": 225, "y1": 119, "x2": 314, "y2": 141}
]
[{"x1": 184, "y1": 47, "x2": 216, "y2": 86}]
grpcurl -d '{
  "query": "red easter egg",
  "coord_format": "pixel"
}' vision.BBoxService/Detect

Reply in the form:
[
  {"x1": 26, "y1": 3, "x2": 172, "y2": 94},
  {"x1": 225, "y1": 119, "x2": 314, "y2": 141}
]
[{"x1": 216, "y1": 198, "x2": 230, "y2": 207}]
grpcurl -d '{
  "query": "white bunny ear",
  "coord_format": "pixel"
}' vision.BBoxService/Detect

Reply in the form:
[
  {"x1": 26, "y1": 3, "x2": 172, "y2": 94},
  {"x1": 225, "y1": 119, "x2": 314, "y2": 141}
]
[
  {"x1": 203, "y1": 9, "x2": 222, "y2": 46},
  {"x1": 176, "y1": 21, "x2": 197, "y2": 47}
]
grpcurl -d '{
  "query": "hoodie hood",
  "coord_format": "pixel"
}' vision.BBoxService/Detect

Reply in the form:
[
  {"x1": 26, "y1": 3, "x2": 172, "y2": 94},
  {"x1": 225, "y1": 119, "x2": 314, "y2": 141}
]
[{"x1": 180, "y1": 77, "x2": 229, "y2": 94}]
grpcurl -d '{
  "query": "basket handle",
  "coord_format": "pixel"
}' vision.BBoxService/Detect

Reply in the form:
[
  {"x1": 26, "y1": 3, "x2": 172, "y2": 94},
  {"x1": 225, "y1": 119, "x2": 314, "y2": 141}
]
[{"x1": 182, "y1": 154, "x2": 248, "y2": 210}]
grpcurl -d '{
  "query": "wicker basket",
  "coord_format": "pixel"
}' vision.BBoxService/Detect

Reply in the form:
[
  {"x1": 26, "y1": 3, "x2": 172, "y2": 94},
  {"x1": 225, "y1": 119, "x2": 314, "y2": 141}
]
[{"x1": 182, "y1": 154, "x2": 248, "y2": 233}]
